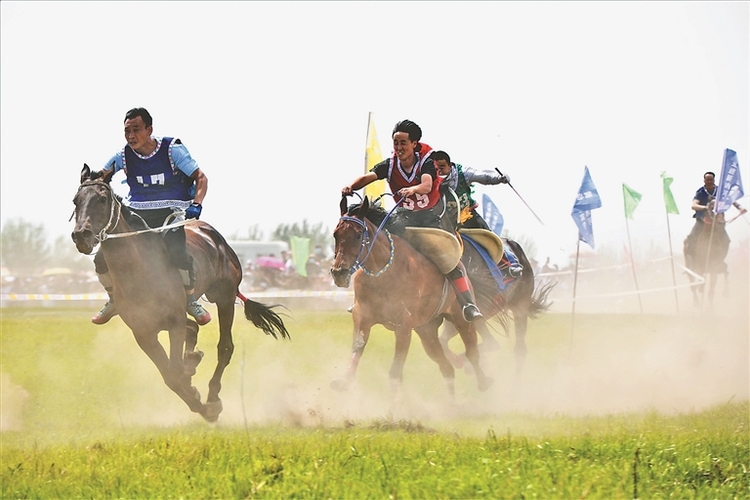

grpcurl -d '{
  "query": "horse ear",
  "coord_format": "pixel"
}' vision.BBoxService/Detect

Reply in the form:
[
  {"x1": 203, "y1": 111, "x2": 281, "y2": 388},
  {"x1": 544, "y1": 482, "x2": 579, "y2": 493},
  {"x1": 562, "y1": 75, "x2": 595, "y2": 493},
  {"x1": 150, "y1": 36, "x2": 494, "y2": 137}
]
[
  {"x1": 340, "y1": 196, "x2": 348, "y2": 216},
  {"x1": 358, "y1": 197, "x2": 370, "y2": 219},
  {"x1": 102, "y1": 163, "x2": 115, "y2": 184},
  {"x1": 80, "y1": 163, "x2": 92, "y2": 184}
]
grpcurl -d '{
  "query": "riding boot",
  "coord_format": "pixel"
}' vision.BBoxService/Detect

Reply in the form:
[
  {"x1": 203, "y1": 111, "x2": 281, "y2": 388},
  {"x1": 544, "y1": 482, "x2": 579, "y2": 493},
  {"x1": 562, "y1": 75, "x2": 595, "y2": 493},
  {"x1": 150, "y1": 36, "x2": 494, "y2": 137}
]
[
  {"x1": 447, "y1": 266, "x2": 482, "y2": 322},
  {"x1": 180, "y1": 268, "x2": 211, "y2": 326},
  {"x1": 91, "y1": 272, "x2": 118, "y2": 325}
]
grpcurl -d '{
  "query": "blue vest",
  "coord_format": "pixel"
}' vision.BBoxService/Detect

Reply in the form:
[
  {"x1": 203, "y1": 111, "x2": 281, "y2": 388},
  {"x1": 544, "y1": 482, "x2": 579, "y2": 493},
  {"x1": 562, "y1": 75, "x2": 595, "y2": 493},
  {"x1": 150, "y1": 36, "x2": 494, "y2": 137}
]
[{"x1": 123, "y1": 137, "x2": 193, "y2": 208}]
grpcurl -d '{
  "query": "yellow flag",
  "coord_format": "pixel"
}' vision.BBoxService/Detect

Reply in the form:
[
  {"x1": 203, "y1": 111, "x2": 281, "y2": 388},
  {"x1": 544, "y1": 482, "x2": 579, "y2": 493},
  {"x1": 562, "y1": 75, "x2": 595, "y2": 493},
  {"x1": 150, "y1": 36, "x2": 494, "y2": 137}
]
[{"x1": 363, "y1": 112, "x2": 386, "y2": 201}]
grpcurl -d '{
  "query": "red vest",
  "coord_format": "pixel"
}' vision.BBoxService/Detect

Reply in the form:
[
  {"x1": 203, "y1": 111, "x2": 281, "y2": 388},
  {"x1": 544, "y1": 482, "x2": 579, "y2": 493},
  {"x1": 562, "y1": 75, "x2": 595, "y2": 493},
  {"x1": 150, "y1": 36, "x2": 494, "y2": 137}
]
[{"x1": 388, "y1": 143, "x2": 442, "y2": 211}]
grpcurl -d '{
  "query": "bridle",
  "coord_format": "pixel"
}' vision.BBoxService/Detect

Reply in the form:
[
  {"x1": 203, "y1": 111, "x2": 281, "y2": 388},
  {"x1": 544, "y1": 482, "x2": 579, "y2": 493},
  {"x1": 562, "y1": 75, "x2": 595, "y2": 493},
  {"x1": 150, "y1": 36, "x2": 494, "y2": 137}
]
[
  {"x1": 338, "y1": 216, "x2": 395, "y2": 277},
  {"x1": 73, "y1": 180, "x2": 191, "y2": 242}
]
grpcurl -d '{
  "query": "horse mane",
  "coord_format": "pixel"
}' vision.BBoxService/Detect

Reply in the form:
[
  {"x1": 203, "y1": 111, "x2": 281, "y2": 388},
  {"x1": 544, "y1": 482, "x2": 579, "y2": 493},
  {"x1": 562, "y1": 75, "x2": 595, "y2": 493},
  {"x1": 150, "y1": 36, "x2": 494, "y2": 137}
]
[{"x1": 345, "y1": 202, "x2": 404, "y2": 235}]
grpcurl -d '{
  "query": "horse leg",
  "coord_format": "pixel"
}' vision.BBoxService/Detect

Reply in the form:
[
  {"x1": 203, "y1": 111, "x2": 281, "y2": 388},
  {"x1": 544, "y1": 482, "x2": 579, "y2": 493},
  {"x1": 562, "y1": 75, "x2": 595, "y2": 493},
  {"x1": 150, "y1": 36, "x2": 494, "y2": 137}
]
[
  {"x1": 455, "y1": 321, "x2": 493, "y2": 392},
  {"x1": 203, "y1": 301, "x2": 236, "y2": 422},
  {"x1": 416, "y1": 325, "x2": 456, "y2": 398},
  {"x1": 132, "y1": 330, "x2": 205, "y2": 416},
  {"x1": 330, "y1": 317, "x2": 372, "y2": 392},
  {"x1": 184, "y1": 319, "x2": 204, "y2": 377},
  {"x1": 438, "y1": 320, "x2": 465, "y2": 369},
  {"x1": 513, "y1": 312, "x2": 528, "y2": 379},
  {"x1": 389, "y1": 326, "x2": 412, "y2": 395},
  {"x1": 476, "y1": 319, "x2": 501, "y2": 353}
]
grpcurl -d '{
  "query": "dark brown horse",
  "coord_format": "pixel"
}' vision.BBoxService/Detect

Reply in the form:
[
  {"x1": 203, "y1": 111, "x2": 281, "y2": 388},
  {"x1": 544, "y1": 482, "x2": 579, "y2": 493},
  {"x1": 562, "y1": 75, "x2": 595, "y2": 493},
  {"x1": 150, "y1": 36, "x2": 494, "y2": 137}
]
[
  {"x1": 684, "y1": 207, "x2": 731, "y2": 307},
  {"x1": 71, "y1": 165, "x2": 289, "y2": 422},
  {"x1": 330, "y1": 196, "x2": 493, "y2": 397},
  {"x1": 446, "y1": 235, "x2": 554, "y2": 377}
]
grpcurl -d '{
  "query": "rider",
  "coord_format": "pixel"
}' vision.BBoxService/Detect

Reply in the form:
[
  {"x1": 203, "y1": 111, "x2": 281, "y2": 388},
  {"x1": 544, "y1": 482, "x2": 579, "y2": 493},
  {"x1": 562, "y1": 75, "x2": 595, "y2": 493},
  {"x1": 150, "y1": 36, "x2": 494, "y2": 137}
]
[
  {"x1": 341, "y1": 119, "x2": 482, "y2": 322},
  {"x1": 89, "y1": 107, "x2": 212, "y2": 326},
  {"x1": 685, "y1": 171, "x2": 745, "y2": 258},
  {"x1": 433, "y1": 150, "x2": 523, "y2": 278}
]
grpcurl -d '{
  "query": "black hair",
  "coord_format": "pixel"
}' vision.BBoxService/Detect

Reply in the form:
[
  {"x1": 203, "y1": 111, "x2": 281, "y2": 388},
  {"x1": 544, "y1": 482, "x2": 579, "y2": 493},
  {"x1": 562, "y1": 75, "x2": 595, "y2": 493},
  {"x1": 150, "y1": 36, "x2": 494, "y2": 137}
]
[
  {"x1": 124, "y1": 107, "x2": 153, "y2": 127},
  {"x1": 704, "y1": 171, "x2": 716, "y2": 178},
  {"x1": 432, "y1": 150, "x2": 451, "y2": 164},
  {"x1": 392, "y1": 119, "x2": 422, "y2": 142}
]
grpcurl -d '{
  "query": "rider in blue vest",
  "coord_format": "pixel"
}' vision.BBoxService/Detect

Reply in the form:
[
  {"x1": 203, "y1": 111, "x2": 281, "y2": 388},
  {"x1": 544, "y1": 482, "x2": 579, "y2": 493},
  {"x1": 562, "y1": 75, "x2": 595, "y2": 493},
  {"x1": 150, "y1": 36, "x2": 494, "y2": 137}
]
[{"x1": 90, "y1": 107, "x2": 211, "y2": 326}]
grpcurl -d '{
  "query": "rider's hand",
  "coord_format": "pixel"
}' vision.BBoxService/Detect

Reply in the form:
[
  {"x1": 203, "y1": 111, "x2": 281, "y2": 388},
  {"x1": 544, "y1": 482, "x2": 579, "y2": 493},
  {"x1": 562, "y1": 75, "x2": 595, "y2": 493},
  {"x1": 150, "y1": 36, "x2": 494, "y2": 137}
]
[
  {"x1": 341, "y1": 186, "x2": 353, "y2": 196},
  {"x1": 499, "y1": 173, "x2": 511, "y2": 184},
  {"x1": 186, "y1": 203, "x2": 202, "y2": 220}
]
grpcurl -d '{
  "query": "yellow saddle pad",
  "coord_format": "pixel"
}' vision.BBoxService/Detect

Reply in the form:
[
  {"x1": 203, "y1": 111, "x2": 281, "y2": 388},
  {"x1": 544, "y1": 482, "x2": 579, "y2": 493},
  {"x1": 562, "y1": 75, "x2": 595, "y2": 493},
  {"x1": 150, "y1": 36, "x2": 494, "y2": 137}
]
[
  {"x1": 458, "y1": 228, "x2": 505, "y2": 264},
  {"x1": 402, "y1": 227, "x2": 462, "y2": 274}
]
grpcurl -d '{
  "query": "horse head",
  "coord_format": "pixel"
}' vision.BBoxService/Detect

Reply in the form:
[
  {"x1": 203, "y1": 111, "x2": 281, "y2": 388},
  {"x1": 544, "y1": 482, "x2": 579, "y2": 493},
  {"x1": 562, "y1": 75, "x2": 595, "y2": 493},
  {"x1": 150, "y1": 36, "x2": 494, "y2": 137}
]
[
  {"x1": 71, "y1": 163, "x2": 118, "y2": 255},
  {"x1": 330, "y1": 196, "x2": 371, "y2": 287}
]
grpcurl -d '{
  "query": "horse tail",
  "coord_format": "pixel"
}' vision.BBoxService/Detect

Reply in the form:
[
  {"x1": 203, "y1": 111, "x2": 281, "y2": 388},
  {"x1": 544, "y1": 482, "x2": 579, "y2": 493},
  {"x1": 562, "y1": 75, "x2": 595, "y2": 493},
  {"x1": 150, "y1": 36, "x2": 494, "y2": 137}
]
[
  {"x1": 237, "y1": 292, "x2": 291, "y2": 340},
  {"x1": 528, "y1": 280, "x2": 555, "y2": 319}
]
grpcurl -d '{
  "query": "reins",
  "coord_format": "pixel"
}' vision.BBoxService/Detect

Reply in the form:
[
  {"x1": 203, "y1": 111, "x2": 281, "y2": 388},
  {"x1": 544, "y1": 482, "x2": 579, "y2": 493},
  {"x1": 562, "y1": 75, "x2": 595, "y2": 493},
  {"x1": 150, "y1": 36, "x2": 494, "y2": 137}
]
[
  {"x1": 74, "y1": 180, "x2": 192, "y2": 242},
  {"x1": 340, "y1": 194, "x2": 403, "y2": 277}
]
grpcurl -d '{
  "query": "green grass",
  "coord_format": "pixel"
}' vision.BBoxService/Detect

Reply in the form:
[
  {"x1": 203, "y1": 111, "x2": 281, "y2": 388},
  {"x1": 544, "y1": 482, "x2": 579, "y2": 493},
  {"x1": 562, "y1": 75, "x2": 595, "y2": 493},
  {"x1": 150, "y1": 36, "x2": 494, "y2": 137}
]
[{"x1": 1, "y1": 306, "x2": 748, "y2": 498}]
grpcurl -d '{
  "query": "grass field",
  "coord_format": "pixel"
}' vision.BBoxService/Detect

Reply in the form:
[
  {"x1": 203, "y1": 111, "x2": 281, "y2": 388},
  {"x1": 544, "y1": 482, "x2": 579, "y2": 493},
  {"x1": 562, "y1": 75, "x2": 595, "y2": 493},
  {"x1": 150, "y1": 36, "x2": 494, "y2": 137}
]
[{"x1": 1, "y1": 304, "x2": 748, "y2": 497}]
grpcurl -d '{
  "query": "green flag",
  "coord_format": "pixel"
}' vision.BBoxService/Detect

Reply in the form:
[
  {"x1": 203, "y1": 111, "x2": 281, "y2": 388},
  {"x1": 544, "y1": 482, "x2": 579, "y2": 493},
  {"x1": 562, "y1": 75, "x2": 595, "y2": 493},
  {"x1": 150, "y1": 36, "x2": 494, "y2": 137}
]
[
  {"x1": 622, "y1": 183, "x2": 642, "y2": 220},
  {"x1": 290, "y1": 236, "x2": 310, "y2": 277},
  {"x1": 660, "y1": 171, "x2": 679, "y2": 215}
]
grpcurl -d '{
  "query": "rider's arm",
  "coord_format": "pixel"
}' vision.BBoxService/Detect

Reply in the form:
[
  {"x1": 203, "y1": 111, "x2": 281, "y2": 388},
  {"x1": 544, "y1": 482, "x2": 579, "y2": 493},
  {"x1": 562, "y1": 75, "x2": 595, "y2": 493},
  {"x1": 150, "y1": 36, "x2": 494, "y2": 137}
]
[
  {"x1": 399, "y1": 173, "x2": 433, "y2": 198},
  {"x1": 691, "y1": 197, "x2": 707, "y2": 212},
  {"x1": 190, "y1": 168, "x2": 208, "y2": 205},
  {"x1": 462, "y1": 166, "x2": 504, "y2": 186},
  {"x1": 342, "y1": 172, "x2": 378, "y2": 196}
]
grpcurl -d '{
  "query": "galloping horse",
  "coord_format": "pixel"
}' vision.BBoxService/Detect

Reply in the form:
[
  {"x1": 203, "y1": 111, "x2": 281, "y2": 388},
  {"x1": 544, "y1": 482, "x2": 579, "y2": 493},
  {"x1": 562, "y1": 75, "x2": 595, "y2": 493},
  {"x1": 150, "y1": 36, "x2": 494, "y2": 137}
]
[
  {"x1": 71, "y1": 165, "x2": 289, "y2": 422},
  {"x1": 447, "y1": 235, "x2": 554, "y2": 377},
  {"x1": 684, "y1": 206, "x2": 731, "y2": 306},
  {"x1": 330, "y1": 196, "x2": 494, "y2": 397}
]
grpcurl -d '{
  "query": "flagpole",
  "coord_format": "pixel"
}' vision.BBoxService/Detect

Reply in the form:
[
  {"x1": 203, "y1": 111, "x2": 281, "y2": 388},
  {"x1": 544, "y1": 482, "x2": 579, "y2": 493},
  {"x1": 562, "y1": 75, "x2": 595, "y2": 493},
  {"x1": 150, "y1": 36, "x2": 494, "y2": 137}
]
[
  {"x1": 569, "y1": 238, "x2": 581, "y2": 353},
  {"x1": 624, "y1": 217, "x2": 644, "y2": 314},
  {"x1": 664, "y1": 207, "x2": 680, "y2": 314}
]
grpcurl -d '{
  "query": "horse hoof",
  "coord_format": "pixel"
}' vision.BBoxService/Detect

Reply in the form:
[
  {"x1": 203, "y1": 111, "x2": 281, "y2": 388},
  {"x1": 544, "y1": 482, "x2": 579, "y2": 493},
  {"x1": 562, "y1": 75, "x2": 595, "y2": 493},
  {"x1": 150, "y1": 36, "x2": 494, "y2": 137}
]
[
  {"x1": 330, "y1": 378, "x2": 350, "y2": 392},
  {"x1": 203, "y1": 400, "x2": 223, "y2": 422},
  {"x1": 184, "y1": 350, "x2": 204, "y2": 376},
  {"x1": 478, "y1": 377, "x2": 494, "y2": 392}
]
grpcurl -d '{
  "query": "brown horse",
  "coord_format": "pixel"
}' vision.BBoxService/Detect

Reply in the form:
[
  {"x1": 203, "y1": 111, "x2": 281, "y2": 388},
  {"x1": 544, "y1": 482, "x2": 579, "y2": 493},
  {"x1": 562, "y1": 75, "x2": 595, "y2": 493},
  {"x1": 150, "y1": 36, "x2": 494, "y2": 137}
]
[
  {"x1": 71, "y1": 165, "x2": 289, "y2": 422},
  {"x1": 329, "y1": 196, "x2": 493, "y2": 397},
  {"x1": 684, "y1": 207, "x2": 731, "y2": 307}
]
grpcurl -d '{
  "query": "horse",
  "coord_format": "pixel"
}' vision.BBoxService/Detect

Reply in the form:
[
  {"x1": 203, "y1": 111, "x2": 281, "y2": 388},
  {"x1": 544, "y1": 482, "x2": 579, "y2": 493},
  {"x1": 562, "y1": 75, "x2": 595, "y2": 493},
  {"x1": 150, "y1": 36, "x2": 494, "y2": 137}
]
[
  {"x1": 329, "y1": 196, "x2": 494, "y2": 397},
  {"x1": 71, "y1": 165, "x2": 289, "y2": 422},
  {"x1": 443, "y1": 234, "x2": 554, "y2": 377},
  {"x1": 684, "y1": 207, "x2": 731, "y2": 307}
]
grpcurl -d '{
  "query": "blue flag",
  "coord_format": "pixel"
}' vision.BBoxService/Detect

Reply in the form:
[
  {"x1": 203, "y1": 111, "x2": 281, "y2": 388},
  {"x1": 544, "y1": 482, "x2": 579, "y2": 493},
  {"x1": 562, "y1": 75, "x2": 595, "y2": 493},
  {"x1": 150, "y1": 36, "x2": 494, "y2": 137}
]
[
  {"x1": 715, "y1": 148, "x2": 744, "y2": 214},
  {"x1": 571, "y1": 166, "x2": 602, "y2": 248},
  {"x1": 481, "y1": 193, "x2": 504, "y2": 237}
]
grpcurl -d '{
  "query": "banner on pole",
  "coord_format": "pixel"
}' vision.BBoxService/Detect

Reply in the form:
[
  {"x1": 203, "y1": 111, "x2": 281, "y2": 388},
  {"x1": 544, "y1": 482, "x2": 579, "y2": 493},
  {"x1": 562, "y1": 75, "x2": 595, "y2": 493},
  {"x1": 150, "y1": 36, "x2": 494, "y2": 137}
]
[
  {"x1": 290, "y1": 236, "x2": 310, "y2": 277},
  {"x1": 571, "y1": 166, "x2": 602, "y2": 248},
  {"x1": 481, "y1": 193, "x2": 504, "y2": 237},
  {"x1": 622, "y1": 183, "x2": 642, "y2": 220},
  {"x1": 363, "y1": 112, "x2": 386, "y2": 201},
  {"x1": 660, "y1": 172, "x2": 680, "y2": 215},
  {"x1": 715, "y1": 148, "x2": 744, "y2": 214}
]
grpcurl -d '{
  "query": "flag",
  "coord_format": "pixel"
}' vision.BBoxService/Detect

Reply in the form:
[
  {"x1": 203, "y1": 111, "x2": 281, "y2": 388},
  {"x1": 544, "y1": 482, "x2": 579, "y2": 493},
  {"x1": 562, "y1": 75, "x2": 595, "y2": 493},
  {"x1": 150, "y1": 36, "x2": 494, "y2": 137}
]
[
  {"x1": 715, "y1": 148, "x2": 744, "y2": 214},
  {"x1": 660, "y1": 172, "x2": 679, "y2": 215},
  {"x1": 363, "y1": 112, "x2": 386, "y2": 201},
  {"x1": 290, "y1": 236, "x2": 310, "y2": 277},
  {"x1": 571, "y1": 166, "x2": 602, "y2": 248},
  {"x1": 622, "y1": 183, "x2": 642, "y2": 220},
  {"x1": 481, "y1": 193, "x2": 504, "y2": 236}
]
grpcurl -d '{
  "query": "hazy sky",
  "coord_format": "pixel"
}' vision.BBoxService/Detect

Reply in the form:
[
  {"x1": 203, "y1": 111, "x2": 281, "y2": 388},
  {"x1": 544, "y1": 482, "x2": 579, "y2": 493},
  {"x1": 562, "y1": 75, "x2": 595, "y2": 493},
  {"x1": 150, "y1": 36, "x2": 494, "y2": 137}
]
[{"x1": 1, "y1": 1, "x2": 748, "y2": 266}]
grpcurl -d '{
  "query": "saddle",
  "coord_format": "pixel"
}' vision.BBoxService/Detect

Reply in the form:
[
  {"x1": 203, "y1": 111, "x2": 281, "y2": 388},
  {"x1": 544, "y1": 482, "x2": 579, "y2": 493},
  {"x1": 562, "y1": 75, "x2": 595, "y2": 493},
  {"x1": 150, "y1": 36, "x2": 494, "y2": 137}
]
[
  {"x1": 457, "y1": 228, "x2": 504, "y2": 263},
  {"x1": 402, "y1": 227, "x2": 462, "y2": 274}
]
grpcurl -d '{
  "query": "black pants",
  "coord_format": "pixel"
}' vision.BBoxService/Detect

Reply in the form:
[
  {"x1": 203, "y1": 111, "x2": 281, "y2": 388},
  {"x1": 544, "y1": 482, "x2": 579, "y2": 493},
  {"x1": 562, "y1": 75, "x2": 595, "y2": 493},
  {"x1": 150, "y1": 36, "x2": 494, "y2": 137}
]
[
  {"x1": 461, "y1": 209, "x2": 490, "y2": 230},
  {"x1": 94, "y1": 207, "x2": 192, "y2": 274}
]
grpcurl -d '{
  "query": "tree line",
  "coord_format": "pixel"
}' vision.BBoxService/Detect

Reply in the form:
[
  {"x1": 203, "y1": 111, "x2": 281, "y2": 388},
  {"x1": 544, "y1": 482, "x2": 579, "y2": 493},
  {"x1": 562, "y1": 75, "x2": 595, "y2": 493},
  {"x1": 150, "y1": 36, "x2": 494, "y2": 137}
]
[{"x1": 0, "y1": 218, "x2": 331, "y2": 276}]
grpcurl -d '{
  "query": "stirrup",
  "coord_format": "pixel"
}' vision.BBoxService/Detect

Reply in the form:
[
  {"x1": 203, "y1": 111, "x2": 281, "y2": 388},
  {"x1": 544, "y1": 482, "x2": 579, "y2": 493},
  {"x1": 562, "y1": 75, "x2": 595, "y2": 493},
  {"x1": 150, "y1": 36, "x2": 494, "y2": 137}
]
[
  {"x1": 92, "y1": 300, "x2": 118, "y2": 325},
  {"x1": 462, "y1": 303, "x2": 483, "y2": 322},
  {"x1": 187, "y1": 300, "x2": 212, "y2": 326},
  {"x1": 509, "y1": 264, "x2": 523, "y2": 277}
]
